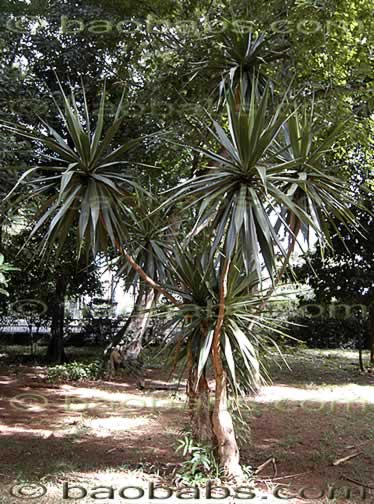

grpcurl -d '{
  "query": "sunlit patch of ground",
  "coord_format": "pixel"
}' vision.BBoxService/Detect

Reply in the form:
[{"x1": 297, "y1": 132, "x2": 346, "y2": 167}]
[{"x1": 255, "y1": 383, "x2": 374, "y2": 404}]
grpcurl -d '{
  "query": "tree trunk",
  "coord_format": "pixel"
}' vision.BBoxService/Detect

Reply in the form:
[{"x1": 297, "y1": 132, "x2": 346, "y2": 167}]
[
  {"x1": 102, "y1": 285, "x2": 156, "y2": 376},
  {"x1": 368, "y1": 303, "x2": 374, "y2": 365},
  {"x1": 211, "y1": 258, "x2": 243, "y2": 480},
  {"x1": 187, "y1": 338, "x2": 214, "y2": 444},
  {"x1": 47, "y1": 276, "x2": 66, "y2": 364},
  {"x1": 124, "y1": 286, "x2": 155, "y2": 360},
  {"x1": 122, "y1": 248, "x2": 179, "y2": 306},
  {"x1": 211, "y1": 362, "x2": 242, "y2": 479}
]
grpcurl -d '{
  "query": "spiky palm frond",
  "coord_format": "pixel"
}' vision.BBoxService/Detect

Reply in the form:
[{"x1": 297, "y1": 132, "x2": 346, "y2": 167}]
[
  {"x1": 192, "y1": 27, "x2": 288, "y2": 104},
  {"x1": 1, "y1": 82, "x2": 149, "y2": 255},
  {"x1": 116, "y1": 191, "x2": 179, "y2": 287},
  {"x1": 274, "y1": 106, "x2": 362, "y2": 249},
  {"x1": 161, "y1": 246, "x2": 292, "y2": 395},
  {"x1": 166, "y1": 87, "x2": 359, "y2": 282}
]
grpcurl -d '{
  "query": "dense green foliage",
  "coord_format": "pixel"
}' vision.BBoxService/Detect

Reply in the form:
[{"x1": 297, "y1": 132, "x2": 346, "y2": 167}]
[
  {"x1": 286, "y1": 316, "x2": 367, "y2": 350},
  {"x1": 47, "y1": 360, "x2": 101, "y2": 381},
  {"x1": 0, "y1": 228, "x2": 102, "y2": 320}
]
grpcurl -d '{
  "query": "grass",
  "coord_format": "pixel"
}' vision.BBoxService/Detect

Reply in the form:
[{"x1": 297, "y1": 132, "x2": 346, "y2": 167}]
[
  {"x1": 266, "y1": 348, "x2": 371, "y2": 386},
  {"x1": 0, "y1": 343, "x2": 103, "y2": 366}
]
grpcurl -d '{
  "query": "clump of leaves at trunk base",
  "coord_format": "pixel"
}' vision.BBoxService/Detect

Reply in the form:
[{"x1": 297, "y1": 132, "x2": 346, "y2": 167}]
[
  {"x1": 175, "y1": 434, "x2": 221, "y2": 485},
  {"x1": 175, "y1": 433, "x2": 253, "y2": 484},
  {"x1": 47, "y1": 360, "x2": 101, "y2": 382}
]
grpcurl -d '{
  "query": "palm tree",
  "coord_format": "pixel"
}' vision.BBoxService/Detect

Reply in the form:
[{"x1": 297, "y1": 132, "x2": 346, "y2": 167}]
[
  {"x1": 163, "y1": 86, "x2": 360, "y2": 477},
  {"x1": 1, "y1": 82, "x2": 180, "y2": 308},
  {"x1": 191, "y1": 26, "x2": 288, "y2": 105},
  {"x1": 161, "y1": 243, "x2": 287, "y2": 442},
  {"x1": 108, "y1": 191, "x2": 179, "y2": 361}
]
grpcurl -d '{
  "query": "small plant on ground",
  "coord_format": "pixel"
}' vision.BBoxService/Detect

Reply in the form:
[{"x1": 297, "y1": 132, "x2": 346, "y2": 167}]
[
  {"x1": 175, "y1": 434, "x2": 221, "y2": 485},
  {"x1": 47, "y1": 360, "x2": 102, "y2": 382}
]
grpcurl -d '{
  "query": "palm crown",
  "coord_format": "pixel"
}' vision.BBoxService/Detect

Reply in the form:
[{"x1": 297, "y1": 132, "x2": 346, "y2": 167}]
[
  {"x1": 166, "y1": 86, "x2": 359, "y2": 284},
  {"x1": 3, "y1": 83, "x2": 148, "y2": 255}
]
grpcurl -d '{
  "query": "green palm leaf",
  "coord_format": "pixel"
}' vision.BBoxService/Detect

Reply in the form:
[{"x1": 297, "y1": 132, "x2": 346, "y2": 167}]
[
  {"x1": 1, "y1": 83, "x2": 151, "y2": 255},
  {"x1": 165, "y1": 86, "x2": 361, "y2": 282},
  {"x1": 191, "y1": 26, "x2": 288, "y2": 105}
]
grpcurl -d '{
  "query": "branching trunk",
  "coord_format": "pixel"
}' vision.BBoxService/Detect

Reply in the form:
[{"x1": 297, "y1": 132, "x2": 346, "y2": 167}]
[
  {"x1": 114, "y1": 236, "x2": 242, "y2": 477},
  {"x1": 101, "y1": 285, "x2": 157, "y2": 379},
  {"x1": 122, "y1": 249, "x2": 179, "y2": 306},
  {"x1": 108, "y1": 230, "x2": 180, "y2": 307},
  {"x1": 211, "y1": 258, "x2": 243, "y2": 480},
  {"x1": 47, "y1": 276, "x2": 66, "y2": 364},
  {"x1": 98, "y1": 233, "x2": 179, "y2": 376}
]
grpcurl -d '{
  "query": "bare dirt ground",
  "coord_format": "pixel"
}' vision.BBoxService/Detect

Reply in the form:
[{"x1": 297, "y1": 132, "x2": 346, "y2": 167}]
[{"x1": 0, "y1": 347, "x2": 373, "y2": 503}]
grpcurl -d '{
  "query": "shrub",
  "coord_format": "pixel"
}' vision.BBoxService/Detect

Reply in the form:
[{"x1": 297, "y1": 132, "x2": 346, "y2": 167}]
[
  {"x1": 175, "y1": 434, "x2": 221, "y2": 485},
  {"x1": 175, "y1": 432, "x2": 253, "y2": 485},
  {"x1": 47, "y1": 360, "x2": 101, "y2": 382},
  {"x1": 285, "y1": 316, "x2": 367, "y2": 349}
]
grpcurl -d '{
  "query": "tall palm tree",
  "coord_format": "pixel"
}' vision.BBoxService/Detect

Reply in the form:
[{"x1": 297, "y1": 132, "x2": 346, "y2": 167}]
[
  {"x1": 1, "y1": 82, "x2": 180, "y2": 307},
  {"x1": 164, "y1": 86, "x2": 360, "y2": 477}
]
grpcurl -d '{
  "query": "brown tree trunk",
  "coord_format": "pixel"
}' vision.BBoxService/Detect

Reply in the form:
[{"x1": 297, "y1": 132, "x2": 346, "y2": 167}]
[
  {"x1": 187, "y1": 337, "x2": 214, "y2": 444},
  {"x1": 187, "y1": 368, "x2": 214, "y2": 444},
  {"x1": 102, "y1": 285, "x2": 156, "y2": 375},
  {"x1": 211, "y1": 258, "x2": 243, "y2": 480},
  {"x1": 47, "y1": 276, "x2": 66, "y2": 364},
  {"x1": 124, "y1": 286, "x2": 155, "y2": 360},
  {"x1": 368, "y1": 303, "x2": 374, "y2": 365},
  {"x1": 211, "y1": 361, "x2": 242, "y2": 479},
  {"x1": 122, "y1": 249, "x2": 179, "y2": 306}
]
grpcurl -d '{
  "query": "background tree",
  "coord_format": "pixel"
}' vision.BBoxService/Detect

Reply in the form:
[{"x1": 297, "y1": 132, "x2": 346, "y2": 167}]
[
  {"x1": 295, "y1": 156, "x2": 374, "y2": 363},
  {"x1": 0, "y1": 228, "x2": 103, "y2": 363}
]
